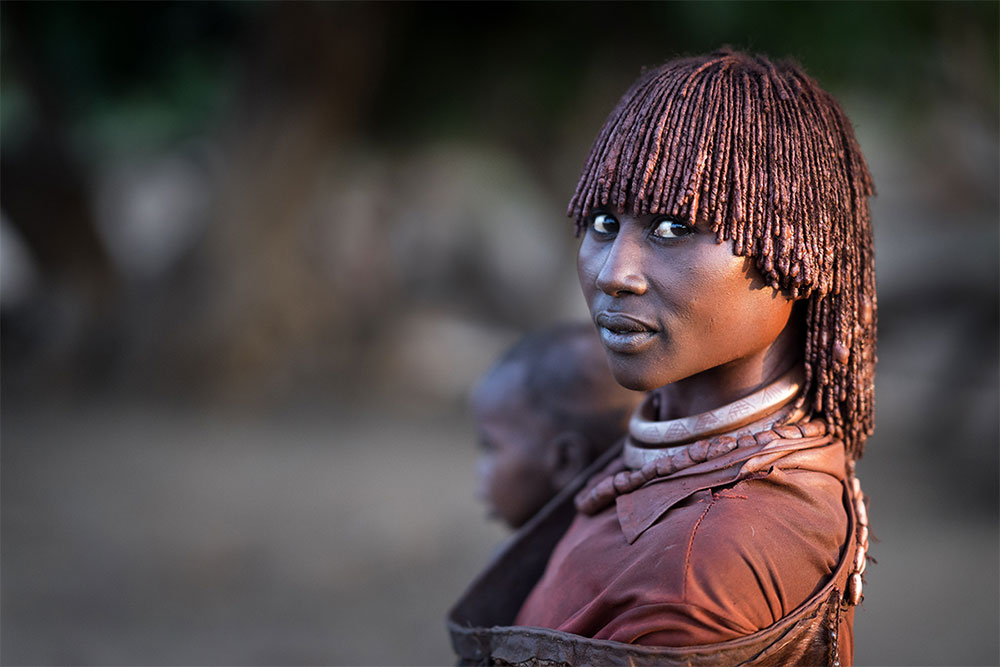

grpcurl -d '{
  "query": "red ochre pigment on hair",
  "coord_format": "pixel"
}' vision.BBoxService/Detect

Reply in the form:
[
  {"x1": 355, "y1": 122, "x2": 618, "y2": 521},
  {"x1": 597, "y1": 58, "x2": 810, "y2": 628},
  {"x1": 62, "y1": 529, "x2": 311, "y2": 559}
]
[{"x1": 569, "y1": 49, "x2": 876, "y2": 459}]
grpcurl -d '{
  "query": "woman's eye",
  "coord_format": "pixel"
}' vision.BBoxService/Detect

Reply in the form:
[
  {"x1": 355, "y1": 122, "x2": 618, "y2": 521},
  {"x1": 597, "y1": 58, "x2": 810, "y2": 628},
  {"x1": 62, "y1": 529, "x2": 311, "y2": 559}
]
[
  {"x1": 590, "y1": 213, "x2": 619, "y2": 235},
  {"x1": 651, "y1": 217, "x2": 693, "y2": 239}
]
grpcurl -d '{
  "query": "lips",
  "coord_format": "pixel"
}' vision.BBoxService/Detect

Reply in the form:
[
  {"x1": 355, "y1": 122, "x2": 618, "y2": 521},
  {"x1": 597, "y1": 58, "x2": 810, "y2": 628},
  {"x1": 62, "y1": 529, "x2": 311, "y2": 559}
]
[{"x1": 595, "y1": 312, "x2": 658, "y2": 354}]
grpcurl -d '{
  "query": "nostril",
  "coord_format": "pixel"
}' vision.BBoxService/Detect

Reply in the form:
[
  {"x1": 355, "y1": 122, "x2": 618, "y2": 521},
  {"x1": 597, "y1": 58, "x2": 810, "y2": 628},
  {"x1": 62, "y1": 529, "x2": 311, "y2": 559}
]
[{"x1": 597, "y1": 268, "x2": 647, "y2": 296}]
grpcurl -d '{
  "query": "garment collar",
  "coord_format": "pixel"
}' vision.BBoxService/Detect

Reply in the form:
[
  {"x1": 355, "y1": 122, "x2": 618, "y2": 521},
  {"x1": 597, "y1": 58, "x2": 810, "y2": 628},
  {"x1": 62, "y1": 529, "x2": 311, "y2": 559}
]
[{"x1": 616, "y1": 435, "x2": 846, "y2": 543}]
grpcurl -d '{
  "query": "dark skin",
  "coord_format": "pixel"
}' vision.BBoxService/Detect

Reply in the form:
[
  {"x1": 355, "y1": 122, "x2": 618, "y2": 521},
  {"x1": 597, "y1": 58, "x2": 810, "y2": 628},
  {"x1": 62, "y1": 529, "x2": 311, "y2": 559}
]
[
  {"x1": 577, "y1": 208, "x2": 799, "y2": 419},
  {"x1": 472, "y1": 362, "x2": 588, "y2": 529}
]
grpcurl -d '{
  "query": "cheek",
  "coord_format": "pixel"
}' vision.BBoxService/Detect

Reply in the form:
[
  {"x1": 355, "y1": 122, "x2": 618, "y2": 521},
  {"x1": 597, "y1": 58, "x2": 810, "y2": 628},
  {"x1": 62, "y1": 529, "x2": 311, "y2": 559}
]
[
  {"x1": 576, "y1": 240, "x2": 600, "y2": 297},
  {"x1": 483, "y1": 452, "x2": 520, "y2": 493},
  {"x1": 682, "y1": 249, "x2": 791, "y2": 335},
  {"x1": 706, "y1": 262, "x2": 792, "y2": 336}
]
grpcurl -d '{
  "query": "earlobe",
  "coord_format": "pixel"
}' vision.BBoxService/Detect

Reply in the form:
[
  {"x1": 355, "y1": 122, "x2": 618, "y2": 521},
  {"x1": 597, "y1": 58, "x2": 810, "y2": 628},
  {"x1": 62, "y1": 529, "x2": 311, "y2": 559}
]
[{"x1": 546, "y1": 431, "x2": 590, "y2": 489}]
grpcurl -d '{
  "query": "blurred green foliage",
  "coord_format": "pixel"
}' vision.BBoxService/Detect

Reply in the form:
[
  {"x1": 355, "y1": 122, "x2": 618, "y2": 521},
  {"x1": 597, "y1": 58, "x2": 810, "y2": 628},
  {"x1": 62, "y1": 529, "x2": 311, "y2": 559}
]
[
  {"x1": 2, "y1": 1, "x2": 255, "y2": 153},
  {"x1": 366, "y1": 1, "x2": 999, "y2": 141},
  {"x1": 2, "y1": 1, "x2": 997, "y2": 154}
]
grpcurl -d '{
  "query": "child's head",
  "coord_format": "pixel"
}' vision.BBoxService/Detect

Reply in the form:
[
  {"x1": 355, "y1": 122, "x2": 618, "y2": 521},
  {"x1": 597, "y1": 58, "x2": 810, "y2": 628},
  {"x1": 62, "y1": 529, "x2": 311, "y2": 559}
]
[
  {"x1": 570, "y1": 49, "x2": 876, "y2": 458},
  {"x1": 472, "y1": 323, "x2": 641, "y2": 528}
]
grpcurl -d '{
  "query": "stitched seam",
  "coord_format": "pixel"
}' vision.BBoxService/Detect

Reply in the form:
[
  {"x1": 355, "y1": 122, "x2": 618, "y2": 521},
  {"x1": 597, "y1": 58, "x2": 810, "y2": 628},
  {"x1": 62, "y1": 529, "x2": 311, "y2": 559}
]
[{"x1": 682, "y1": 495, "x2": 717, "y2": 599}]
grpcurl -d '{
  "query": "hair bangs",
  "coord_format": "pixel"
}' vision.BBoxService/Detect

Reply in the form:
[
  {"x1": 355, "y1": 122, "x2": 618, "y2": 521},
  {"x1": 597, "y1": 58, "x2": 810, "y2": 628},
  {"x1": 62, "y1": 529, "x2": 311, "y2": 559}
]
[{"x1": 567, "y1": 50, "x2": 878, "y2": 459}]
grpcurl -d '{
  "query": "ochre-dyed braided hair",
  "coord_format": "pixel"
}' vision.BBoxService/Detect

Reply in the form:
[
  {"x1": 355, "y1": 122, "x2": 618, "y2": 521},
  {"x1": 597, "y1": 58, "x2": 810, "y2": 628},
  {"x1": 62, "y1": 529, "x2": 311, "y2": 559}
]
[{"x1": 569, "y1": 49, "x2": 876, "y2": 459}]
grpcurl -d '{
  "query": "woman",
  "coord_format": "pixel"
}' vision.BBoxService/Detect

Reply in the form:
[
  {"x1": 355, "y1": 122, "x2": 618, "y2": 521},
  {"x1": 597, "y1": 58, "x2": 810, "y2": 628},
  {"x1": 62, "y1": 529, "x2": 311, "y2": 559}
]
[{"x1": 450, "y1": 49, "x2": 875, "y2": 666}]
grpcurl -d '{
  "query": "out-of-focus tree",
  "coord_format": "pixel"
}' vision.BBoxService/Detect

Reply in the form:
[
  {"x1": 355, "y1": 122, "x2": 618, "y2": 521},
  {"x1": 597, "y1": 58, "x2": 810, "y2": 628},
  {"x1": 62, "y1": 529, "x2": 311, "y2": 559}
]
[{"x1": 2, "y1": 1, "x2": 996, "y2": 404}]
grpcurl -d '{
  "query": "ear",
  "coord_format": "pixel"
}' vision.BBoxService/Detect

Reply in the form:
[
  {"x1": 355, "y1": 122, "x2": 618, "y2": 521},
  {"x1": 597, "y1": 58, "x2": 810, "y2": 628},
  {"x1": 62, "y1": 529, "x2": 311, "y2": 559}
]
[{"x1": 545, "y1": 431, "x2": 590, "y2": 490}]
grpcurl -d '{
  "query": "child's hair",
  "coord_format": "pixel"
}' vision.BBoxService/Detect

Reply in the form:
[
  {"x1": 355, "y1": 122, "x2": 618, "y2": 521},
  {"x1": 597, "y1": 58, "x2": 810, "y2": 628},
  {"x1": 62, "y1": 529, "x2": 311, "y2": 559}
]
[
  {"x1": 494, "y1": 323, "x2": 636, "y2": 459},
  {"x1": 569, "y1": 49, "x2": 876, "y2": 459}
]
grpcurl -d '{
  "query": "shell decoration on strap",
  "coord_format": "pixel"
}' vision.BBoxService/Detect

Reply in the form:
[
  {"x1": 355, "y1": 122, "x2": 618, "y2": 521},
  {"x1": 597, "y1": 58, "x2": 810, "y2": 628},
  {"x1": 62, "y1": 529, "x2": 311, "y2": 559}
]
[{"x1": 846, "y1": 473, "x2": 871, "y2": 607}]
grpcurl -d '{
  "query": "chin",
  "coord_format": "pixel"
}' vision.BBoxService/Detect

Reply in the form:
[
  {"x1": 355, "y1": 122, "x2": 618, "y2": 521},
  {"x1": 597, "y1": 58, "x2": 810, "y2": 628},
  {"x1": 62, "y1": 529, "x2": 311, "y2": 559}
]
[
  {"x1": 607, "y1": 363, "x2": 659, "y2": 393},
  {"x1": 606, "y1": 352, "x2": 688, "y2": 393}
]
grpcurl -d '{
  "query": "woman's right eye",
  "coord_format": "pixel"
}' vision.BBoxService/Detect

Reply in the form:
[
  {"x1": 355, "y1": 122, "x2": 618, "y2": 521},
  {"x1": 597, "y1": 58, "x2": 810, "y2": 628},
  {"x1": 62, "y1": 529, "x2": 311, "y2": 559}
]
[{"x1": 590, "y1": 213, "x2": 619, "y2": 235}]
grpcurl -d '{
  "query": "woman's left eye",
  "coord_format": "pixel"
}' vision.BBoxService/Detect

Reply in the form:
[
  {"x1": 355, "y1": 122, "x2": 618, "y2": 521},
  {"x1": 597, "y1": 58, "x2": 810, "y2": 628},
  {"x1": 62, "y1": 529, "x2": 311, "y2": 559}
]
[{"x1": 651, "y1": 217, "x2": 693, "y2": 239}]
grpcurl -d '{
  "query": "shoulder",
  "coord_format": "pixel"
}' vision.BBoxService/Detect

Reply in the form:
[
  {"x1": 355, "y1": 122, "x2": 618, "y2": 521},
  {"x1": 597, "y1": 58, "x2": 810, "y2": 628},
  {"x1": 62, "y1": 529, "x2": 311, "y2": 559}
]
[
  {"x1": 617, "y1": 469, "x2": 848, "y2": 646},
  {"x1": 679, "y1": 471, "x2": 847, "y2": 637},
  {"x1": 687, "y1": 468, "x2": 848, "y2": 568}
]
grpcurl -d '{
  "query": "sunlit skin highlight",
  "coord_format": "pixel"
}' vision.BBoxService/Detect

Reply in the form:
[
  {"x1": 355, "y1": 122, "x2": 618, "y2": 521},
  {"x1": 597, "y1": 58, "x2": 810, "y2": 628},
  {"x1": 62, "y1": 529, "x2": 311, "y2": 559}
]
[{"x1": 577, "y1": 208, "x2": 800, "y2": 419}]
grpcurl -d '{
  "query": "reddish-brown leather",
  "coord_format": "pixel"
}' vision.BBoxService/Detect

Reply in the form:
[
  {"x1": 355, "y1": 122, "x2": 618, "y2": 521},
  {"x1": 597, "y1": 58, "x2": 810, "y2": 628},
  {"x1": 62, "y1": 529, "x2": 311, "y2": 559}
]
[{"x1": 448, "y1": 437, "x2": 859, "y2": 666}]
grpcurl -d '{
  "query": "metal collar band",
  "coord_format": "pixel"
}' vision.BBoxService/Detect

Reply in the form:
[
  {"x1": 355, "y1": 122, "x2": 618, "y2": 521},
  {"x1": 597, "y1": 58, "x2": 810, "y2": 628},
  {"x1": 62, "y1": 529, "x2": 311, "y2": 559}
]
[{"x1": 628, "y1": 365, "x2": 804, "y2": 446}]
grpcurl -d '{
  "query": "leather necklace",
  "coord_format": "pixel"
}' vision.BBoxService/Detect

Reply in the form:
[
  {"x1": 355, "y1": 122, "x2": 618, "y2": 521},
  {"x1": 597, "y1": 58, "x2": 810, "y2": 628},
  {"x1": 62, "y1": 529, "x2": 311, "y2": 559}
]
[{"x1": 576, "y1": 366, "x2": 828, "y2": 515}]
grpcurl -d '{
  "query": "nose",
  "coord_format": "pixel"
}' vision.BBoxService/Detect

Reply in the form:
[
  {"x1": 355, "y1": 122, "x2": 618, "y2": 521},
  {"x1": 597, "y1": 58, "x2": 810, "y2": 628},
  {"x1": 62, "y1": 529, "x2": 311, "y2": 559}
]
[
  {"x1": 595, "y1": 233, "x2": 647, "y2": 296},
  {"x1": 475, "y1": 456, "x2": 492, "y2": 499}
]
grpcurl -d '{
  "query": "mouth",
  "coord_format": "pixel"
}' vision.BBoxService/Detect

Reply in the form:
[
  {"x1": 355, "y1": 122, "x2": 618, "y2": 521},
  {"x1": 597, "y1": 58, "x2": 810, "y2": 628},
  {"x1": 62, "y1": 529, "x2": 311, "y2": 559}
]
[{"x1": 595, "y1": 312, "x2": 658, "y2": 353}]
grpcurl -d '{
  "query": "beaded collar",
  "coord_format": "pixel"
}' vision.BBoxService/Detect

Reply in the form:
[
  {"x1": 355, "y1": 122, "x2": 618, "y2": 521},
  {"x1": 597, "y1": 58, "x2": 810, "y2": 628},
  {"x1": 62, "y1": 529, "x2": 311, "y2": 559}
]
[
  {"x1": 624, "y1": 365, "x2": 804, "y2": 470},
  {"x1": 575, "y1": 366, "x2": 827, "y2": 515}
]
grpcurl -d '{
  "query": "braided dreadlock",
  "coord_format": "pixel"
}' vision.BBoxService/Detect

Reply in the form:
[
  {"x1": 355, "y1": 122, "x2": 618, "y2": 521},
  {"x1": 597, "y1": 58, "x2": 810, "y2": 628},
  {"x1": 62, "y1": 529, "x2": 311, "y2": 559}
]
[{"x1": 570, "y1": 49, "x2": 876, "y2": 459}]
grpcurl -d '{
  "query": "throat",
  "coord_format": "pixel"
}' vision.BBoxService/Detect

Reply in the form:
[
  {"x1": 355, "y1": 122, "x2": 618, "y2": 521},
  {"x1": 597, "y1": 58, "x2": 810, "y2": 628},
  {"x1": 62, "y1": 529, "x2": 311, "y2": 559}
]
[
  {"x1": 652, "y1": 356, "x2": 802, "y2": 421},
  {"x1": 640, "y1": 364, "x2": 805, "y2": 444},
  {"x1": 654, "y1": 315, "x2": 804, "y2": 420}
]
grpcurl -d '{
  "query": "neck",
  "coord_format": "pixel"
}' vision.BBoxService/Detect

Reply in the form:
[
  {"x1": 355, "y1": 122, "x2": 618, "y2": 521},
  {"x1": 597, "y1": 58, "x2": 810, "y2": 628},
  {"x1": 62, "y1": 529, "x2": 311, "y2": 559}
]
[{"x1": 653, "y1": 319, "x2": 802, "y2": 420}]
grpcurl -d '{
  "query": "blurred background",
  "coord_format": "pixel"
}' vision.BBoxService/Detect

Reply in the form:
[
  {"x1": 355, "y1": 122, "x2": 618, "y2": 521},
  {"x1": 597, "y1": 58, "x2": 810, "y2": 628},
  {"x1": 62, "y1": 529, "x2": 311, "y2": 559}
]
[{"x1": 2, "y1": 2, "x2": 997, "y2": 665}]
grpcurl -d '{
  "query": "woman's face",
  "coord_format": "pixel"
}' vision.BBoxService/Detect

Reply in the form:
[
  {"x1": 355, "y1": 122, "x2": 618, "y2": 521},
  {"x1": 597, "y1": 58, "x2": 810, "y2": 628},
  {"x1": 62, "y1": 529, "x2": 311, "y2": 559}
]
[{"x1": 577, "y1": 208, "x2": 795, "y2": 400}]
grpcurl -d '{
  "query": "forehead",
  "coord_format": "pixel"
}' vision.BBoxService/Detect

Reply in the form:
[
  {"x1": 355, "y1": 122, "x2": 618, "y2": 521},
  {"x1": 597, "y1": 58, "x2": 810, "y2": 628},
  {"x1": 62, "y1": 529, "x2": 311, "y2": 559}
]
[
  {"x1": 472, "y1": 362, "x2": 528, "y2": 414},
  {"x1": 473, "y1": 362, "x2": 560, "y2": 447}
]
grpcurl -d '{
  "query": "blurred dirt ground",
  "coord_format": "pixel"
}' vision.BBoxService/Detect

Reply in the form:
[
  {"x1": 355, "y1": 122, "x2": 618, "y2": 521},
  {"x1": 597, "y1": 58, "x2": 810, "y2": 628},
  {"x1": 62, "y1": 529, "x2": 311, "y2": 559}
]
[
  {"x1": 3, "y1": 374, "x2": 997, "y2": 666},
  {"x1": 3, "y1": 398, "x2": 507, "y2": 665}
]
